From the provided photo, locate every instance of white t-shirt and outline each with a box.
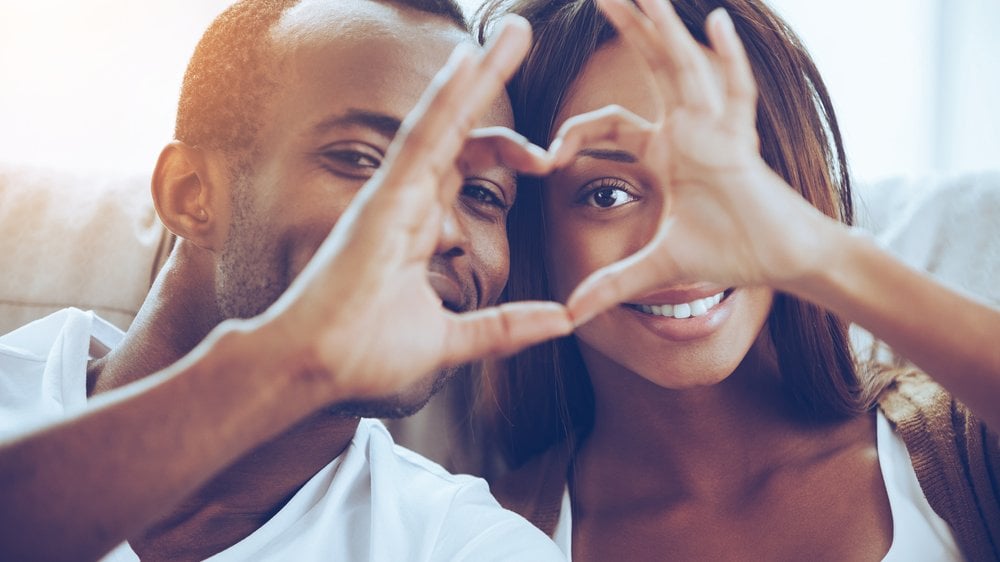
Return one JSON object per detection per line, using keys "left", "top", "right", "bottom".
{"left": 551, "top": 412, "right": 962, "bottom": 561}
{"left": 0, "top": 309, "right": 565, "bottom": 561}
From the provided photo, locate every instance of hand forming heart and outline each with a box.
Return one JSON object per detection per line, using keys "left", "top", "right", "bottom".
{"left": 263, "top": 16, "right": 574, "bottom": 401}
{"left": 539, "top": 0, "right": 837, "bottom": 325}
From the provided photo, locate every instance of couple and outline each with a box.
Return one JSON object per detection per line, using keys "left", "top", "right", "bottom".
{"left": 1, "top": 0, "right": 997, "bottom": 560}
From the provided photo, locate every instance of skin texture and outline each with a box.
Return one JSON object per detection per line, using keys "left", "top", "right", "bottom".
{"left": 0, "top": 2, "right": 572, "bottom": 561}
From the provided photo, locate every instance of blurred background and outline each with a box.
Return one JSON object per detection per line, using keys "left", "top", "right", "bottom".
{"left": 1, "top": 0, "right": 997, "bottom": 183}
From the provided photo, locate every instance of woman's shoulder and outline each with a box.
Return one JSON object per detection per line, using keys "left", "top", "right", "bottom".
{"left": 876, "top": 367, "right": 957, "bottom": 424}
{"left": 876, "top": 367, "right": 1000, "bottom": 561}
{"left": 875, "top": 366, "right": 996, "bottom": 475}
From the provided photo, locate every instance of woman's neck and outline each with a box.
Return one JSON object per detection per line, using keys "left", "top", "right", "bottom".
{"left": 574, "top": 338, "right": 869, "bottom": 504}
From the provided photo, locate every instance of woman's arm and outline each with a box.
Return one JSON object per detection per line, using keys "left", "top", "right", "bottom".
{"left": 790, "top": 198, "right": 1000, "bottom": 428}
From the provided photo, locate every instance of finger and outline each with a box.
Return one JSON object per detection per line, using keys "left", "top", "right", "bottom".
{"left": 462, "top": 127, "right": 555, "bottom": 177}
{"left": 634, "top": 0, "right": 721, "bottom": 109}
{"left": 566, "top": 235, "right": 682, "bottom": 326}
{"left": 384, "top": 15, "right": 532, "bottom": 198}
{"left": 706, "top": 8, "right": 758, "bottom": 127}
{"left": 599, "top": 0, "right": 719, "bottom": 112}
{"left": 595, "top": 0, "right": 677, "bottom": 113}
{"left": 548, "top": 105, "right": 657, "bottom": 168}
{"left": 440, "top": 302, "right": 573, "bottom": 366}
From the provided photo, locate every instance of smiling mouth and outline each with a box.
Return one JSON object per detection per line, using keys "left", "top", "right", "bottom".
{"left": 624, "top": 289, "right": 733, "bottom": 319}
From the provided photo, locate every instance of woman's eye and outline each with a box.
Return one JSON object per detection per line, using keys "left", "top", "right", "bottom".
{"left": 580, "top": 180, "right": 638, "bottom": 209}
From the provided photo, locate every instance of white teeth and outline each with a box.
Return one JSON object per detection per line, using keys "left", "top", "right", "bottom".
{"left": 629, "top": 291, "right": 726, "bottom": 319}
{"left": 690, "top": 299, "right": 708, "bottom": 317}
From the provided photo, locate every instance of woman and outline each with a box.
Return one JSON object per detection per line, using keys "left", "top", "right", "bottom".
{"left": 477, "top": 0, "right": 1000, "bottom": 559}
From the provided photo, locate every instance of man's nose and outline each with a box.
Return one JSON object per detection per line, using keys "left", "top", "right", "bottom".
{"left": 434, "top": 204, "right": 469, "bottom": 258}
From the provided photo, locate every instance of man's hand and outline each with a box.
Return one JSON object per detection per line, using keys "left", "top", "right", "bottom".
{"left": 261, "top": 16, "right": 572, "bottom": 400}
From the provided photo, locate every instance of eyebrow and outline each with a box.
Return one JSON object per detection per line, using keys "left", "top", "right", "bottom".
{"left": 310, "top": 109, "right": 402, "bottom": 139}
{"left": 577, "top": 148, "right": 639, "bottom": 163}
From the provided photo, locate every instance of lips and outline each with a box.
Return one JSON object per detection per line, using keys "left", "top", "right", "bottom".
{"left": 427, "top": 270, "right": 469, "bottom": 313}
{"left": 625, "top": 290, "right": 729, "bottom": 319}
{"left": 618, "top": 286, "right": 736, "bottom": 342}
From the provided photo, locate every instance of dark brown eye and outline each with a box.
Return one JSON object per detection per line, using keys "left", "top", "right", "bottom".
{"left": 592, "top": 187, "right": 624, "bottom": 208}
{"left": 319, "top": 142, "right": 383, "bottom": 179}
{"left": 581, "top": 180, "right": 638, "bottom": 209}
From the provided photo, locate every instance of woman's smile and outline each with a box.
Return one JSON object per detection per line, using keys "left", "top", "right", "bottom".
{"left": 620, "top": 287, "right": 736, "bottom": 342}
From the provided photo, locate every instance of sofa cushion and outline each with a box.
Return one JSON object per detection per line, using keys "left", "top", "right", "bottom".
{"left": 0, "top": 164, "right": 173, "bottom": 334}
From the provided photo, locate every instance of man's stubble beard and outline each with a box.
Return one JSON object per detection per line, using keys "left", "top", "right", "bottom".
{"left": 215, "top": 172, "right": 466, "bottom": 421}
{"left": 216, "top": 174, "right": 287, "bottom": 320}
{"left": 324, "top": 366, "right": 460, "bottom": 419}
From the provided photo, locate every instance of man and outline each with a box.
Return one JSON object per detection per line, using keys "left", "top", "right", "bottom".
{"left": 0, "top": 0, "right": 571, "bottom": 559}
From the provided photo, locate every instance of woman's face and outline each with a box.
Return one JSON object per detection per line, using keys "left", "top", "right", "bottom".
{"left": 544, "top": 38, "right": 773, "bottom": 388}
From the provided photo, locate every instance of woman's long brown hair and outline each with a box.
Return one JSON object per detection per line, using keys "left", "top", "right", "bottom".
{"left": 477, "top": 0, "right": 865, "bottom": 470}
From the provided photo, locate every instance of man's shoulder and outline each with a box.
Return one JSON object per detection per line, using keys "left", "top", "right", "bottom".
{"left": 0, "top": 308, "right": 122, "bottom": 432}
{"left": 0, "top": 307, "right": 122, "bottom": 358}
{"left": 361, "top": 418, "right": 480, "bottom": 484}
{"left": 358, "top": 418, "right": 487, "bottom": 496}
{"left": 352, "top": 418, "right": 564, "bottom": 559}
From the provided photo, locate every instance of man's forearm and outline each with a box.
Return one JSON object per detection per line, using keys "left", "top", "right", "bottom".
{"left": 0, "top": 318, "right": 332, "bottom": 562}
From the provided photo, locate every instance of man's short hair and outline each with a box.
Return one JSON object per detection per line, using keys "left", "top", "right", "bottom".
{"left": 174, "top": 0, "right": 468, "bottom": 165}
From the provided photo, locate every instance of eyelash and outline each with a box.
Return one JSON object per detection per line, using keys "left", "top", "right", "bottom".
{"left": 320, "top": 146, "right": 383, "bottom": 179}
{"left": 577, "top": 177, "right": 639, "bottom": 209}
{"left": 462, "top": 182, "right": 508, "bottom": 211}
{"left": 320, "top": 147, "right": 509, "bottom": 213}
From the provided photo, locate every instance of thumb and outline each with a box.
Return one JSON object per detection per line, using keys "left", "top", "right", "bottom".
{"left": 441, "top": 302, "right": 572, "bottom": 367}
{"left": 567, "top": 240, "right": 682, "bottom": 326}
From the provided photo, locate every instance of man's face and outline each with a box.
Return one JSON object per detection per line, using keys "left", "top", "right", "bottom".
{"left": 215, "top": 0, "right": 515, "bottom": 415}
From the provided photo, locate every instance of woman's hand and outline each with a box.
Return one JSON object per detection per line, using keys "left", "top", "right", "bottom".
{"left": 549, "top": 0, "right": 1000, "bottom": 429}
{"left": 551, "top": 0, "right": 836, "bottom": 324}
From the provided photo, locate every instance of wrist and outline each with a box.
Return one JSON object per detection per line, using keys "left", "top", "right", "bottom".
{"left": 212, "top": 313, "right": 345, "bottom": 414}
{"left": 748, "top": 162, "right": 843, "bottom": 291}
{"left": 783, "top": 223, "right": 875, "bottom": 304}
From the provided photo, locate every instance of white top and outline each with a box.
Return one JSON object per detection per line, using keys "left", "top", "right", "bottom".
{"left": 0, "top": 309, "right": 565, "bottom": 561}
{"left": 551, "top": 411, "right": 962, "bottom": 560}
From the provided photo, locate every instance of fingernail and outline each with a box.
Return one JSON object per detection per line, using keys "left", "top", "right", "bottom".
{"left": 710, "top": 8, "right": 734, "bottom": 35}
{"left": 449, "top": 42, "right": 476, "bottom": 63}
{"left": 489, "top": 14, "right": 530, "bottom": 46}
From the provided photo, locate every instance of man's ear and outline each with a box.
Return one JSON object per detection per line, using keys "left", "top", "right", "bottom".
{"left": 152, "top": 141, "right": 230, "bottom": 250}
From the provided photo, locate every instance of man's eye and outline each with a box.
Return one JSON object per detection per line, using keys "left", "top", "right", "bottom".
{"left": 461, "top": 183, "right": 507, "bottom": 209}
{"left": 320, "top": 145, "right": 383, "bottom": 179}
{"left": 579, "top": 178, "right": 639, "bottom": 209}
